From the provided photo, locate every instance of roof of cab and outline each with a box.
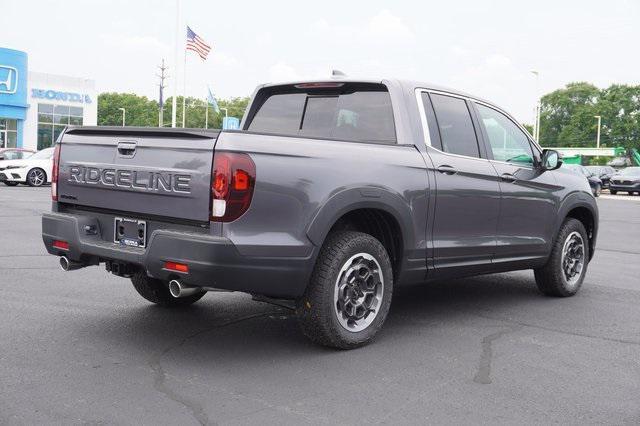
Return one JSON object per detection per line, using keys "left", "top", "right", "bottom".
{"left": 258, "top": 77, "right": 495, "bottom": 107}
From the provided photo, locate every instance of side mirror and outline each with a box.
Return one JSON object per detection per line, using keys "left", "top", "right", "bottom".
{"left": 541, "top": 149, "right": 562, "bottom": 171}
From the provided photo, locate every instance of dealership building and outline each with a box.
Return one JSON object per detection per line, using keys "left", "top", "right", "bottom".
{"left": 0, "top": 47, "right": 97, "bottom": 151}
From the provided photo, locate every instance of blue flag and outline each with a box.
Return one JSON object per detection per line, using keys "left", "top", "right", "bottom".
{"left": 207, "top": 87, "right": 220, "bottom": 113}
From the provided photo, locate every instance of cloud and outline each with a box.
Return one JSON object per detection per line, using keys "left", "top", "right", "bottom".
{"left": 309, "top": 10, "right": 415, "bottom": 44}
{"left": 100, "top": 34, "right": 169, "bottom": 55}
{"left": 210, "top": 52, "right": 240, "bottom": 68}
{"left": 366, "top": 10, "right": 414, "bottom": 41}
{"left": 268, "top": 61, "right": 300, "bottom": 82}
{"left": 448, "top": 53, "right": 536, "bottom": 122}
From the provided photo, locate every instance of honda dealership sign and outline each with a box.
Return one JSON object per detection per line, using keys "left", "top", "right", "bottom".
{"left": 0, "top": 65, "right": 19, "bottom": 94}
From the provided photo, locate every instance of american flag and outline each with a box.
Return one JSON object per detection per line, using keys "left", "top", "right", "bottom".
{"left": 186, "top": 26, "right": 211, "bottom": 60}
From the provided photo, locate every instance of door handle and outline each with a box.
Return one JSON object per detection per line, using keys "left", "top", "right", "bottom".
{"left": 500, "top": 173, "right": 518, "bottom": 182}
{"left": 436, "top": 165, "right": 457, "bottom": 175}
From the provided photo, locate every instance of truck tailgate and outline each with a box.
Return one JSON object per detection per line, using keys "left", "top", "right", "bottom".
{"left": 57, "top": 127, "right": 218, "bottom": 222}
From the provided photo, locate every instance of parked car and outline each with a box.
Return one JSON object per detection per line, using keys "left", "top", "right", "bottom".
{"left": 585, "top": 165, "right": 616, "bottom": 189}
{"left": 0, "top": 148, "right": 35, "bottom": 161}
{"left": 41, "top": 78, "right": 598, "bottom": 349}
{"left": 0, "top": 147, "right": 54, "bottom": 187}
{"left": 609, "top": 167, "right": 640, "bottom": 195}
{"left": 607, "top": 156, "right": 632, "bottom": 168}
{"left": 563, "top": 164, "right": 602, "bottom": 197}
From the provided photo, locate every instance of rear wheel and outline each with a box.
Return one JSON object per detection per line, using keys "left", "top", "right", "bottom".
{"left": 534, "top": 218, "right": 589, "bottom": 297}
{"left": 27, "top": 168, "right": 46, "bottom": 187}
{"left": 131, "top": 272, "right": 205, "bottom": 307}
{"left": 296, "top": 231, "right": 393, "bottom": 349}
{"left": 3, "top": 181, "right": 18, "bottom": 186}
{"left": 610, "top": 190, "right": 617, "bottom": 195}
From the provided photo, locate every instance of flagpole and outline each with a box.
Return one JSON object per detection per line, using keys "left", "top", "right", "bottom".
{"left": 182, "top": 46, "right": 187, "bottom": 128}
{"left": 171, "top": 0, "right": 179, "bottom": 128}
{"left": 205, "top": 101, "right": 209, "bottom": 129}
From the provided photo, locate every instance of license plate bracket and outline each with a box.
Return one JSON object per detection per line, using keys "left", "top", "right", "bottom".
{"left": 114, "top": 217, "right": 147, "bottom": 248}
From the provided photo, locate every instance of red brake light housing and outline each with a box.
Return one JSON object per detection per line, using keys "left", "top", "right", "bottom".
{"left": 52, "top": 240, "right": 69, "bottom": 250}
{"left": 164, "top": 261, "right": 189, "bottom": 273}
{"left": 51, "top": 143, "right": 61, "bottom": 201}
{"left": 211, "top": 152, "right": 256, "bottom": 222}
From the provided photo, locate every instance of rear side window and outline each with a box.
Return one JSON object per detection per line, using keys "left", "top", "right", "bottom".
{"left": 430, "top": 93, "right": 480, "bottom": 158}
{"left": 247, "top": 93, "right": 306, "bottom": 134}
{"left": 247, "top": 85, "right": 396, "bottom": 143}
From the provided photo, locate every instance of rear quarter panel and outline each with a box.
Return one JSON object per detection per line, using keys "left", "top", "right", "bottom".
{"left": 215, "top": 131, "right": 429, "bottom": 272}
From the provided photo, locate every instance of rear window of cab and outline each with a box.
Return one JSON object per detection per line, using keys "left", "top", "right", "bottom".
{"left": 245, "top": 83, "right": 396, "bottom": 144}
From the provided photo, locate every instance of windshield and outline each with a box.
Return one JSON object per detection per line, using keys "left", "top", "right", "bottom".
{"left": 620, "top": 167, "right": 640, "bottom": 176}
{"left": 30, "top": 148, "right": 54, "bottom": 160}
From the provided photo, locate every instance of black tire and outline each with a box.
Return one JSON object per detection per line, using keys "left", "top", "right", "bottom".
{"left": 534, "top": 218, "right": 589, "bottom": 297}
{"left": 3, "top": 181, "right": 18, "bottom": 186}
{"left": 26, "top": 168, "right": 46, "bottom": 187}
{"left": 131, "top": 272, "right": 205, "bottom": 307}
{"left": 296, "top": 231, "right": 393, "bottom": 349}
{"left": 610, "top": 190, "right": 617, "bottom": 195}
{"left": 593, "top": 184, "right": 601, "bottom": 197}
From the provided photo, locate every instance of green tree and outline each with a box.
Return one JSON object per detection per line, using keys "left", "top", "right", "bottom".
{"left": 539, "top": 82, "right": 599, "bottom": 147}
{"left": 522, "top": 123, "right": 534, "bottom": 135}
{"left": 538, "top": 82, "right": 640, "bottom": 150}
{"left": 98, "top": 93, "right": 159, "bottom": 127}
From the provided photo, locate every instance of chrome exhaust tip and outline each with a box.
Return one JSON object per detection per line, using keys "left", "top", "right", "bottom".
{"left": 59, "top": 256, "right": 84, "bottom": 271}
{"left": 168, "top": 280, "right": 202, "bottom": 298}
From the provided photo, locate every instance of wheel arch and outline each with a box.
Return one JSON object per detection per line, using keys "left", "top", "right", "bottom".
{"left": 557, "top": 193, "right": 598, "bottom": 261}
{"left": 306, "top": 188, "right": 415, "bottom": 280}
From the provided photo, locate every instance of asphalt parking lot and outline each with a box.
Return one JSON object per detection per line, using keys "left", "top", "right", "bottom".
{"left": 1, "top": 186, "right": 639, "bottom": 425}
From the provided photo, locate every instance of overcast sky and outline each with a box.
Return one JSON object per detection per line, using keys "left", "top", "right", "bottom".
{"left": 2, "top": 0, "right": 638, "bottom": 123}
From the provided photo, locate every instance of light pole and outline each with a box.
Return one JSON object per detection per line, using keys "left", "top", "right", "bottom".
{"left": 118, "top": 108, "right": 126, "bottom": 127}
{"left": 530, "top": 70, "right": 541, "bottom": 141}
{"left": 594, "top": 115, "right": 601, "bottom": 148}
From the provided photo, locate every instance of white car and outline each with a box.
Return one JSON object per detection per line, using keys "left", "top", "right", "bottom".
{"left": 0, "top": 147, "right": 54, "bottom": 187}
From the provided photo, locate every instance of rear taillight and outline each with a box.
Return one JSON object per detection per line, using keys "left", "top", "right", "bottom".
{"left": 51, "top": 143, "right": 61, "bottom": 201}
{"left": 210, "top": 152, "right": 255, "bottom": 222}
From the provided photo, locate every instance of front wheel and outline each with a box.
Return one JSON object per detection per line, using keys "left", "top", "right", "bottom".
{"left": 610, "top": 190, "right": 617, "bottom": 195}
{"left": 27, "top": 168, "right": 46, "bottom": 187}
{"left": 296, "top": 231, "right": 393, "bottom": 349}
{"left": 131, "top": 272, "right": 205, "bottom": 307}
{"left": 534, "top": 218, "right": 589, "bottom": 297}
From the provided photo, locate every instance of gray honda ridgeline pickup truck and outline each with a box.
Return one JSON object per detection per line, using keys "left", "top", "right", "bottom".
{"left": 42, "top": 79, "right": 598, "bottom": 349}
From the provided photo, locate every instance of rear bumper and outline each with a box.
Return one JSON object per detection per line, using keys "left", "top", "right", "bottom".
{"left": 42, "top": 212, "right": 314, "bottom": 299}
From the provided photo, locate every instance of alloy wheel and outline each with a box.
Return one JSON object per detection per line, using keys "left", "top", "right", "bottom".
{"left": 333, "top": 253, "right": 384, "bottom": 332}
{"left": 28, "top": 169, "right": 45, "bottom": 186}
{"left": 560, "top": 231, "right": 585, "bottom": 287}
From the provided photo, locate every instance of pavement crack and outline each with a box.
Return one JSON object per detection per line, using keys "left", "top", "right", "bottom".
{"left": 473, "top": 325, "right": 522, "bottom": 385}
{"left": 148, "top": 311, "right": 281, "bottom": 426}
{"left": 470, "top": 311, "right": 640, "bottom": 346}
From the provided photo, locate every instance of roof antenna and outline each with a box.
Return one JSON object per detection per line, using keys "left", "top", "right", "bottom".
{"left": 331, "top": 69, "right": 347, "bottom": 78}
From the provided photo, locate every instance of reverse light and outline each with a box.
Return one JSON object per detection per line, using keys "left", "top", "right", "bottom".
{"left": 210, "top": 152, "right": 255, "bottom": 222}
{"left": 51, "top": 143, "right": 61, "bottom": 201}
{"left": 52, "top": 240, "right": 69, "bottom": 250}
{"left": 164, "top": 261, "right": 189, "bottom": 273}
